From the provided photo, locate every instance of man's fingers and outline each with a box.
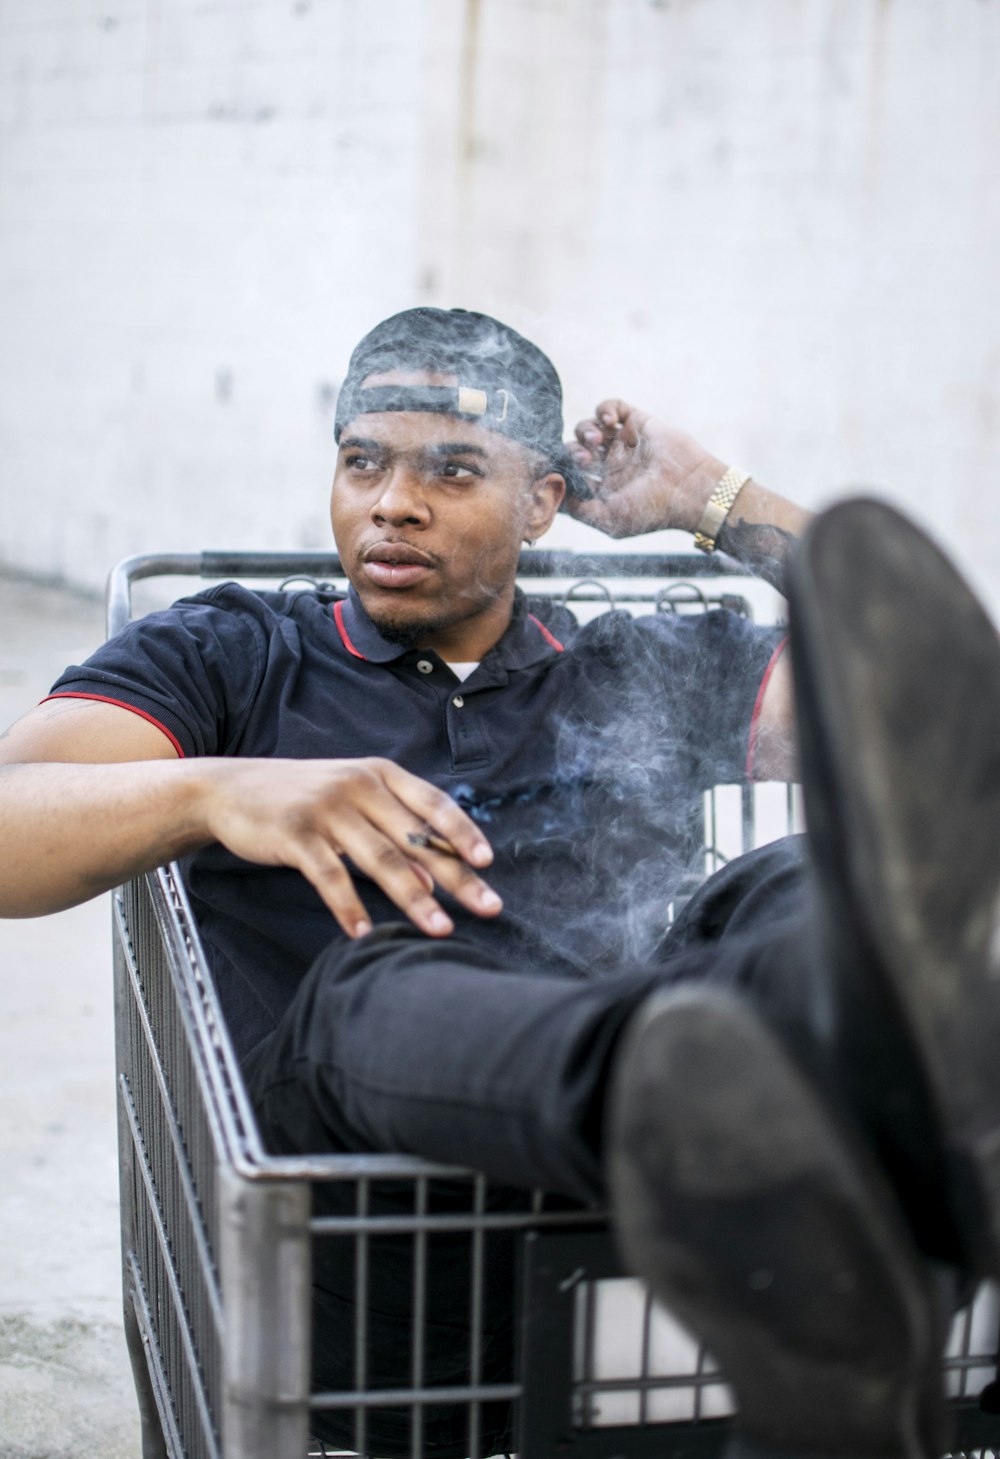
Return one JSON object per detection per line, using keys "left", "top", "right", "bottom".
{"left": 350, "top": 823, "right": 502, "bottom": 934}
{"left": 573, "top": 418, "right": 604, "bottom": 451}
{"left": 296, "top": 795, "right": 502, "bottom": 938}
{"left": 225, "top": 758, "right": 502, "bottom": 938}
{"left": 417, "top": 843, "right": 503, "bottom": 916}
{"left": 571, "top": 405, "right": 648, "bottom": 488}
{"left": 292, "top": 836, "right": 374, "bottom": 939}
{"left": 407, "top": 857, "right": 436, "bottom": 893}
{"left": 393, "top": 818, "right": 504, "bottom": 918}
{"left": 593, "top": 397, "right": 640, "bottom": 426}
{"left": 380, "top": 763, "right": 494, "bottom": 869}
{"left": 295, "top": 825, "right": 456, "bottom": 938}
{"left": 592, "top": 399, "right": 650, "bottom": 452}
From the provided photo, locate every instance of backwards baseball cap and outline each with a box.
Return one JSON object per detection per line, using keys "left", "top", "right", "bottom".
{"left": 334, "top": 307, "right": 590, "bottom": 498}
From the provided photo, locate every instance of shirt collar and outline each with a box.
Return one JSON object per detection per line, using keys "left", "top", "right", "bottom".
{"left": 335, "top": 586, "right": 564, "bottom": 671}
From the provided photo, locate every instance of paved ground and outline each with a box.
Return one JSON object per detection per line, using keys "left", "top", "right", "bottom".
{"left": 0, "top": 575, "right": 140, "bottom": 1458}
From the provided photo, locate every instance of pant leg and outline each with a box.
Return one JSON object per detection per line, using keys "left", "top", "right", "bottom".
{"left": 243, "top": 837, "right": 814, "bottom": 1206}
{"left": 241, "top": 840, "right": 817, "bottom": 1456}
{"left": 245, "top": 922, "right": 654, "bottom": 1202}
{"left": 663, "top": 835, "right": 808, "bottom": 949}
{"left": 660, "top": 835, "right": 825, "bottom": 1059}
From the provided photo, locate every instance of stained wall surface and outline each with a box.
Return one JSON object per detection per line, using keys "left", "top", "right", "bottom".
{"left": 1, "top": 0, "right": 998, "bottom": 603}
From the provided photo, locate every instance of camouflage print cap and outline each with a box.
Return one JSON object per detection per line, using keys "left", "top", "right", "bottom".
{"left": 334, "top": 307, "right": 590, "bottom": 498}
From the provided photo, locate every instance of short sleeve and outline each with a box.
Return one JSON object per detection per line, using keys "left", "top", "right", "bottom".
{"left": 46, "top": 585, "right": 268, "bottom": 758}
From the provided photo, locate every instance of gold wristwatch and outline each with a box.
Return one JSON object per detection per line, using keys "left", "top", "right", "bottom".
{"left": 693, "top": 467, "right": 751, "bottom": 554}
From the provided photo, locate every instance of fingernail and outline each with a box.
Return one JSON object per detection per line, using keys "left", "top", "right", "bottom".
{"left": 479, "top": 889, "right": 502, "bottom": 910}
{"left": 354, "top": 918, "right": 372, "bottom": 938}
{"left": 470, "top": 843, "right": 492, "bottom": 866}
{"left": 428, "top": 910, "right": 452, "bottom": 933}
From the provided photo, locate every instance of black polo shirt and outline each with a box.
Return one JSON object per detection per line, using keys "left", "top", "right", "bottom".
{"left": 50, "top": 583, "right": 784, "bottom": 1061}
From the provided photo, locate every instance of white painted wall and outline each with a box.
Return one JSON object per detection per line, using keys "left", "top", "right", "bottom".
{"left": 1, "top": 0, "right": 999, "bottom": 606}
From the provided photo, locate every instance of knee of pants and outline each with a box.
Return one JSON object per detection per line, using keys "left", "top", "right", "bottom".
{"left": 239, "top": 923, "right": 513, "bottom": 1158}
{"left": 667, "top": 833, "right": 808, "bottom": 949}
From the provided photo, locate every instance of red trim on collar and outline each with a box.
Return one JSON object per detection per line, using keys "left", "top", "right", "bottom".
{"left": 528, "top": 614, "right": 564, "bottom": 652}
{"left": 40, "top": 692, "right": 185, "bottom": 758}
{"left": 745, "top": 637, "right": 788, "bottom": 781}
{"left": 333, "top": 600, "right": 368, "bottom": 660}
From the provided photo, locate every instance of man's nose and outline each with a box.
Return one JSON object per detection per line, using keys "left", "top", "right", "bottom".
{"left": 371, "top": 466, "right": 428, "bottom": 524}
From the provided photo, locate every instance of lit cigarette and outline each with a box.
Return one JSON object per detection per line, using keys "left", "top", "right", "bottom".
{"left": 407, "top": 829, "right": 460, "bottom": 858}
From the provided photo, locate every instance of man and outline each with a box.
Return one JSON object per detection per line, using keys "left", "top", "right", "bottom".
{"left": 1, "top": 307, "right": 999, "bottom": 1459}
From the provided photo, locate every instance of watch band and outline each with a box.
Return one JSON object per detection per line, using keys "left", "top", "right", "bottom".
{"left": 693, "top": 467, "right": 751, "bottom": 553}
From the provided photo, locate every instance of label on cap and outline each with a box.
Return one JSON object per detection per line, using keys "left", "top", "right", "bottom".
{"left": 457, "top": 387, "right": 488, "bottom": 416}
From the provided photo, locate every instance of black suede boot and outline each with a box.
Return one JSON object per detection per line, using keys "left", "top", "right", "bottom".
{"left": 610, "top": 496, "right": 1000, "bottom": 1459}
{"left": 786, "top": 497, "right": 1000, "bottom": 1281}
{"left": 609, "top": 985, "right": 944, "bottom": 1459}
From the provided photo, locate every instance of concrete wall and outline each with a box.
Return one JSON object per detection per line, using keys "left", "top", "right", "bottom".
{"left": 2, "top": 0, "right": 999, "bottom": 606}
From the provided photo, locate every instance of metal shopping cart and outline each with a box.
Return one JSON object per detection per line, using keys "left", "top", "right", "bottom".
{"left": 108, "top": 550, "right": 1000, "bottom": 1459}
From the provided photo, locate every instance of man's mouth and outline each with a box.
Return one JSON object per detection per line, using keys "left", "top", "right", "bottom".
{"left": 361, "top": 542, "right": 437, "bottom": 590}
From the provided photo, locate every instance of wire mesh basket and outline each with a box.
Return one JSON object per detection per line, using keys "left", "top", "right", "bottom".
{"left": 108, "top": 551, "right": 1000, "bottom": 1459}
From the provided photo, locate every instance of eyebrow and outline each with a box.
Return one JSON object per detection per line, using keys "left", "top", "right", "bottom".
{"left": 338, "top": 435, "right": 383, "bottom": 453}
{"left": 424, "top": 442, "right": 489, "bottom": 459}
{"left": 338, "top": 436, "right": 491, "bottom": 460}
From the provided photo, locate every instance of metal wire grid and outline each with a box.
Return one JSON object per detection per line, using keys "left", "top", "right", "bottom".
{"left": 308, "top": 1173, "right": 521, "bottom": 1459}
{"left": 571, "top": 1279, "right": 732, "bottom": 1430}
{"left": 945, "top": 1288, "right": 1000, "bottom": 1399}
{"left": 114, "top": 866, "right": 608, "bottom": 1459}
{"left": 116, "top": 875, "right": 226, "bottom": 1459}
{"left": 567, "top": 1277, "right": 1000, "bottom": 1435}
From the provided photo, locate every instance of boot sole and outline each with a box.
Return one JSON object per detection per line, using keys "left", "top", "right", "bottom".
{"left": 789, "top": 499, "right": 1000, "bottom": 1276}
{"left": 608, "top": 987, "right": 942, "bottom": 1457}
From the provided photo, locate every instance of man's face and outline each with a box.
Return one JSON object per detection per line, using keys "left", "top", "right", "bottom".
{"left": 331, "top": 371, "right": 564, "bottom": 659}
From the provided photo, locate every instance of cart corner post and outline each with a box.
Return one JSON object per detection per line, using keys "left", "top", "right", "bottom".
{"left": 218, "top": 1168, "right": 312, "bottom": 1457}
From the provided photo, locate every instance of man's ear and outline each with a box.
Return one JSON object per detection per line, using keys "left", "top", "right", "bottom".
{"left": 524, "top": 472, "right": 566, "bottom": 542}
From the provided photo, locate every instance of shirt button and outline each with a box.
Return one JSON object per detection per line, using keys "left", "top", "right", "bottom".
{"left": 452, "top": 694, "right": 465, "bottom": 708}
{"left": 416, "top": 659, "right": 434, "bottom": 674}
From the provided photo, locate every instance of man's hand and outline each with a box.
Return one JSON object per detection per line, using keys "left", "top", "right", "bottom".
{"left": 565, "top": 399, "right": 727, "bottom": 539}
{"left": 201, "top": 756, "right": 500, "bottom": 940}
{"left": 0, "top": 699, "right": 501, "bottom": 933}
{"left": 564, "top": 397, "right": 811, "bottom": 598}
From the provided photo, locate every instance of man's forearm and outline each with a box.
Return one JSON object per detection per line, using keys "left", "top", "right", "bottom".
{"left": 715, "top": 479, "right": 812, "bottom": 595}
{"left": 565, "top": 404, "right": 812, "bottom": 587}
{"left": 0, "top": 760, "right": 214, "bottom": 917}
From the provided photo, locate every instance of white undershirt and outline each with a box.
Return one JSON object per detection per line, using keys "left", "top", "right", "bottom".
{"left": 447, "top": 662, "right": 480, "bottom": 682}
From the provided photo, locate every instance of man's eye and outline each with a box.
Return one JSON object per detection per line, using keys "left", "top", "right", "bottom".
{"left": 346, "top": 454, "right": 375, "bottom": 471}
{"left": 440, "top": 463, "right": 479, "bottom": 479}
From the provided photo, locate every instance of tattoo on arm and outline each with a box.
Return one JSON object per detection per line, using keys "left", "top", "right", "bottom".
{"left": 716, "top": 519, "right": 798, "bottom": 594}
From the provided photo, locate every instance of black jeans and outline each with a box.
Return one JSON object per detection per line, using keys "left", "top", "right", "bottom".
{"left": 244, "top": 836, "right": 810, "bottom": 1203}
{"left": 241, "top": 839, "right": 811, "bottom": 1456}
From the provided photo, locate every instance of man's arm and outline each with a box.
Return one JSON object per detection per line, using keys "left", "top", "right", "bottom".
{"left": 0, "top": 699, "right": 500, "bottom": 934}
{"left": 565, "top": 399, "right": 810, "bottom": 592}
{"left": 564, "top": 399, "right": 806, "bottom": 781}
